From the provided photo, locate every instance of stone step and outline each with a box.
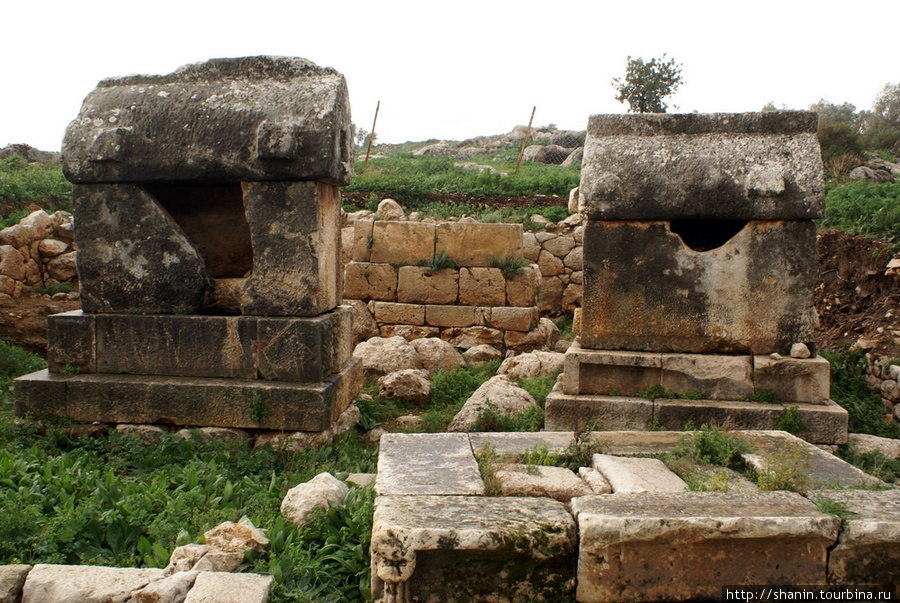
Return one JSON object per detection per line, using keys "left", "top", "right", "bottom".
{"left": 591, "top": 454, "right": 687, "bottom": 493}
{"left": 572, "top": 491, "right": 840, "bottom": 602}
{"left": 371, "top": 495, "right": 575, "bottom": 602}
{"left": 375, "top": 433, "right": 484, "bottom": 496}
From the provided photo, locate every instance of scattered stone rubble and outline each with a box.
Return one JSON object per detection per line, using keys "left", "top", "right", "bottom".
{"left": 0, "top": 209, "right": 77, "bottom": 298}
{"left": 865, "top": 354, "right": 900, "bottom": 422}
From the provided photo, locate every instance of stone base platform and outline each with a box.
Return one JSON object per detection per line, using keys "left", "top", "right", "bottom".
{"left": 14, "top": 357, "right": 361, "bottom": 432}
{"left": 544, "top": 389, "right": 849, "bottom": 445}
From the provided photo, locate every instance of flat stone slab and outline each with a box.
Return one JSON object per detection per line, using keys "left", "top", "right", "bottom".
{"left": 592, "top": 454, "right": 687, "bottom": 493}
{"left": 740, "top": 431, "right": 883, "bottom": 488}
{"left": 21, "top": 564, "right": 163, "bottom": 603}
{"left": 572, "top": 491, "right": 840, "bottom": 602}
{"left": 0, "top": 565, "right": 30, "bottom": 603}
{"left": 468, "top": 431, "right": 576, "bottom": 456}
{"left": 495, "top": 464, "right": 591, "bottom": 502}
{"left": 376, "top": 433, "right": 484, "bottom": 495}
{"left": 812, "top": 489, "right": 900, "bottom": 592}
{"left": 183, "top": 572, "right": 273, "bottom": 603}
{"left": 371, "top": 495, "right": 575, "bottom": 602}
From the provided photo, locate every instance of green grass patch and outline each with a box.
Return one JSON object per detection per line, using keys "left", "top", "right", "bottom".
{"left": 820, "top": 348, "right": 900, "bottom": 439}
{"left": 821, "top": 180, "right": 900, "bottom": 250}
{"left": 0, "top": 340, "right": 46, "bottom": 408}
{"left": 487, "top": 254, "right": 528, "bottom": 280}
{"left": 837, "top": 447, "right": 900, "bottom": 484}
{"left": 0, "top": 154, "right": 72, "bottom": 219}
{"left": 671, "top": 424, "right": 747, "bottom": 469}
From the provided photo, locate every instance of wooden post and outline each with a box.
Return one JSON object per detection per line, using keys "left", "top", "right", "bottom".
{"left": 361, "top": 100, "right": 380, "bottom": 175}
{"left": 514, "top": 106, "right": 536, "bottom": 176}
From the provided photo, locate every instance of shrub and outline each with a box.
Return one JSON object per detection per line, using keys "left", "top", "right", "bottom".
{"left": 672, "top": 424, "right": 747, "bottom": 468}
{"left": 821, "top": 181, "right": 900, "bottom": 248}
{"left": 820, "top": 348, "right": 900, "bottom": 439}
{"left": 487, "top": 255, "right": 528, "bottom": 280}
{"left": 0, "top": 340, "right": 46, "bottom": 407}
{"left": 0, "top": 154, "right": 72, "bottom": 216}
{"left": 817, "top": 122, "right": 863, "bottom": 161}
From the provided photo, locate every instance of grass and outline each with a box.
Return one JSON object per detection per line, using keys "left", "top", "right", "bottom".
{"left": 837, "top": 447, "right": 900, "bottom": 483}
{"left": 821, "top": 180, "right": 900, "bottom": 250}
{"left": 0, "top": 154, "right": 72, "bottom": 223}
{"left": 820, "top": 348, "right": 900, "bottom": 439}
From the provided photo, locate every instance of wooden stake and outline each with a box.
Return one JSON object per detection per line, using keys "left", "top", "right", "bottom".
{"left": 361, "top": 100, "right": 380, "bottom": 174}
{"left": 514, "top": 106, "right": 536, "bottom": 176}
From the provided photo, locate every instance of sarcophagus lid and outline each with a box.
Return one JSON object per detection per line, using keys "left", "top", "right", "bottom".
{"left": 62, "top": 56, "right": 353, "bottom": 185}
{"left": 580, "top": 112, "right": 824, "bottom": 220}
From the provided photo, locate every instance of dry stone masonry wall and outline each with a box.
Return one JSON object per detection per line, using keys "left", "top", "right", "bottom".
{"left": 0, "top": 209, "right": 77, "bottom": 297}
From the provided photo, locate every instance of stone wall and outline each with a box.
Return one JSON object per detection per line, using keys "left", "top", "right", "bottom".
{"left": 866, "top": 354, "right": 900, "bottom": 422}
{"left": 0, "top": 209, "right": 77, "bottom": 297}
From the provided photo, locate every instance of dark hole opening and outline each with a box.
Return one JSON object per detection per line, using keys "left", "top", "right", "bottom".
{"left": 146, "top": 183, "right": 252, "bottom": 278}
{"left": 668, "top": 219, "right": 748, "bottom": 252}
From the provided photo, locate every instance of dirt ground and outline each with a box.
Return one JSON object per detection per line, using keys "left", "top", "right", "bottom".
{"left": 1, "top": 206, "right": 897, "bottom": 360}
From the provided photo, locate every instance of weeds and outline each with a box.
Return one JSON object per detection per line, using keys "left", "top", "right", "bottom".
{"left": 474, "top": 443, "right": 502, "bottom": 496}
{"left": 248, "top": 392, "right": 269, "bottom": 423}
{"left": 837, "top": 447, "right": 900, "bottom": 483}
{"left": 469, "top": 401, "right": 544, "bottom": 432}
{"left": 751, "top": 443, "right": 811, "bottom": 492}
{"left": 415, "top": 250, "right": 456, "bottom": 272}
{"left": 743, "top": 389, "right": 780, "bottom": 403}
{"left": 671, "top": 424, "right": 747, "bottom": 469}
{"left": 821, "top": 180, "right": 900, "bottom": 250}
{"left": 776, "top": 405, "right": 809, "bottom": 434}
{"left": 33, "top": 283, "right": 77, "bottom": 296}
{"left": 811, "top": 494, "right": 859, "bottom": 521}
{"left": 0, "top": 154, "right": 72, "bottom": 219}
{"left": 820, "top": 348, "right": 900, "bottom": 439}
{"left": 487, "top": 254, "right": 529, "bottom": 280}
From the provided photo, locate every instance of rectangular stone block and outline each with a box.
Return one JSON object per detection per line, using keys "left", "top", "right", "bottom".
{"left": 396, "top": 265, "right": 458, "bottom": 304}
{"left": 369, "top": 221, "right": 435, "bottom": 265}
{"left": 660, "top": 353, "right": 754, "bottom": 400}
{"left": 242, "top": 181, "right": 341, "bottom": 316}
{"left": 372, "top": 301, "right": 425, "bottom": 325}
{"left": 376, "top": 433, "right": 484, "bottom": 496}
{"left": 816, "top": 489, "right": 900, "bottom": 595}
{"left": 563, "top": 345, "right": 662, "bottom": 396}
{"left": 22, "top": 565, "right": 165, "bottom": 603}
{"left": 328, "top": 305, "right": 354, "bottom": 374}
{"left": 256, "top": 313, "right": 342, "bottom": 382}
{"left": 754, "top": 355, "right": 831, "bottom": 404}
{"left": 572, "top": 491, "right": 839, "bottom": 602}
{"left": 424, "top": 305, "right": 476, "bottom": 328}
{"left": 592, "top": 454, "right": 687, "bottom": 493}
{"left": 371, "top": 495, "right": 576, "bottom": 603}
{"left": 95, "top": 314, "right": 257, "bottom": 379}
{"left": 581, "top": 220, "right": 817, "bottom": 354}
{"left": 343, "top": 262, "right": 397, "bottom": 301}
{"left": 458, "top": 267, "right": 506, "bottom": 306}
{"left": 47, "top": 310, "right": 96, "bottom": 373}
{"left": 505, "top": 264, "right": 540, "bottom": 307}
{"left": 380, "top": 325, "right": 440, "bottom": 340}
{"left": 441, "top": 326, "right": 504, "bottom": 349}
{"left": 580, "top": 112, "right": 824, "bottom": 221}
{"left": 184, "top": 572, "right": 274, "bottom": 603}
{"left": 544, "top": 390, "right": 654, "bottom": 431}
{"left": 16, "top": 360, "right": 360, "bottom": 431}
{"left": 350, "top": 219, "right": 373, "bottom": 262}
{"left": 435, "top": 222, "right": 523, "bottom": 267}
{"left": 485, "top": 306, "right": 538, "bottom": 332}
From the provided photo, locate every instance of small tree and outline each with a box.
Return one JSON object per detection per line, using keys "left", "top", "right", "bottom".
{"left": 612, "top": 55, "right": 684, "bottom": 114}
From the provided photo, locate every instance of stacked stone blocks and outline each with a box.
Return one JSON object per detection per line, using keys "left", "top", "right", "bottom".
{"left": 345, "top": 220, "right": 546, "bottom": 348}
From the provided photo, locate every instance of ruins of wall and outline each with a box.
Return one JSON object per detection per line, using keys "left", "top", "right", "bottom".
{"left": 0, "top": 209, "right": 77, "bottom": 296}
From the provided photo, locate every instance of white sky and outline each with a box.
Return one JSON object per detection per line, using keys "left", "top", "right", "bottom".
{"left": 3, "top": 0, "right": 897, "bottom": 152}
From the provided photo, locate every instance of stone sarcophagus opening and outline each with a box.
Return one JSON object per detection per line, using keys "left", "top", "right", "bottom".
{"left": 15, "top": 56, "right": 362, "bottom": 433}
{"left": 546, "top": 112, "right": 849, "bottom": 444}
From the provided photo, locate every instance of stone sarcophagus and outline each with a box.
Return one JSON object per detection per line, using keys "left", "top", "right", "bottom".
{"left": 546, "top": 112, "right": 848, "bottom": 444}
{"left": 15, "top": 57, "right": 362, "bottom": 432}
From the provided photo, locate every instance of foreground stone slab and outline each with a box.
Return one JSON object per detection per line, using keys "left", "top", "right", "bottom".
{"left": 813, "top": 489, "right": 900, "bottom": 594}
{"left": 495, "top": 464, "right": 591, "bottom": 502}
{"left": 183, "top": 571, "right": 273, "bottom": 603}
{"left": 0, "top": 565, "right": 30, "bottom": 603}
{"left": 468, "top": 431, "right": 576, "bottom": 456}
{"left": 15, "top": 359, "right": 361, "bottom": 431}
{"left": 376, "top": 433, "right": 484, "bottom": 496}
{"left": 371, "top": 495, "right": 575, "bottom": 602}
{"left": 572, "top": 491, "right": 840, "bottom": 602}
{"left": 21, "top": 564, "right": 163, "bottom": 603}
{"left": 592, "top": 454, "right": 687, "bottom": 493}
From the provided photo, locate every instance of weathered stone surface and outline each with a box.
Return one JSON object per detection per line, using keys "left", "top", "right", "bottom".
{"left": 495, "top": 464, "right": 591, "bottom": 501}
{"left": 505, "top": 264, "right": 540, "bottom": 307}
{"left": 499, "top": 350, "right": 564, "bottom": 380}
{"left": 15, "top": 360, "right": 361, "bottom": 431}
{"left": 376, "top": 433, "right": 484, "bottom": 495}
{"left": 409, "top": 337, "right": 464, "bottom": 374}
{"left": 371, "top": 495, "right": 575, "bottom": 602}
{"left": 379, "top": 324, "right": 440, "bottom": 340}
{"left": 241, "top": 181, "right": 341, "bottom": 316}
{"left": 396, "top": 265, "right": 458, "bottom": 304}
{"left": 182, "top": 572, "right": 273, "bottom": 603}
{"left": 132, "top": 570, "right": 198, "bottom": 603}
{"left": 369, "top": 221, "right": 435, "bottom": 265}
{"left": 345, "top": 298, "right": 379, "bottom": 343}
{"left": 815, "top": 489, "right": 900, "bottom": 592}
{"left": 592, "top": 454, "right": 687, "bottom": 493}
{"left": 579, "top": 466, "right": 613, "bottom": 494}
{"left": 376, "top": 198, "right": 406, "bottom": 221}
{"left": 281, "top": 472, "right": 349, "bottom": 527}
{"left": 0, "top": 210, "right": 54, "bottom": 248}
{"left": 378, "top": 369, "right": 431, "bottom": 405}
{"left": 660, "top": 353, "right": 754, "bottom": 400}
{"left": 63, "top": 56, "right": 352, "bottom": 185}
{"left": 753, "top": 355, "right": 831, "bottom": 404}
{"left": 47, "top": 310, "right": 96, "bottom": 373}
{"left": 545, "top": 390, "right": 654, "bottom": 431}
{"left": 0, "top": 565, "right": 30, "bottom": 603}
{"left": 847, "top": 433, "right": 900, "bottom": 458}
{"left": 468, "top": 431, "right": 576, "bottom": 455}
{"left": 448, "top": 375, "right": 538, "bottom": 432}
{"left": 562, "top": 344, "right": 661, "bottom": 396}
{"left": 116, "top": 424, "right": 166, "bottom": 445}
{"left": 74, "top": 183, "right": 214, "bottom": 314}
{"left": 343, "top": 262, "right": 397, "bottom": 301}
{"left": 441, "top": 325, "right": 504, "bottom": 349}
{"left": 420, "top": 304, "right": 472, "bottom": 328}
{"left": 572, "top": 491, "right": 839, "bottom": 602}
{"left": 21, "top": 564, "right": 163, "bottom": 603}
{"left": 435, "top": 222, "right": 523, "bottom": 267}
{"left": 349, "top": 219, "right": 373, "bottom": 262}
{"left": 582, "top": 220, "right": 818, "bottom": 354}
{"left": 372, "top": 301, "right": 425, "bottom": 325}
{"left": 580, "top": 112, "right": 825, "bottom": 220}
{"left": 353, "top": 335, "right": 422, "bottom": 376}
{"left": 462, "top": 344, "right": 503, "bottom": 365}
{"left": 504, "top": 317, "right": 559, "bottom": 352}
{"left": 458, "top": 267, "right": 506, "bottom": 306}
{"left": 539, "top": 275, "right": 565, "bottom": 313}
{"left": 485, "top": 306, "right": 538, "bottom": 332}
{"left": 45, "top": 251, "right": 77, "bottom": 282}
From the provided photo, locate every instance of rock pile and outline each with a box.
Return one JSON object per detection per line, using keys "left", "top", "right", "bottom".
{"left": 865, "top": 354, "right": 900, "bottom": 422}
{"left": 0, "top": 209, "right": 77, "bottom": 297}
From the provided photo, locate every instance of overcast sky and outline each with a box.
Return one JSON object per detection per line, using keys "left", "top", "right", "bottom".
{"left": 4, "top": 0, "right": 898, "bottom": 152}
